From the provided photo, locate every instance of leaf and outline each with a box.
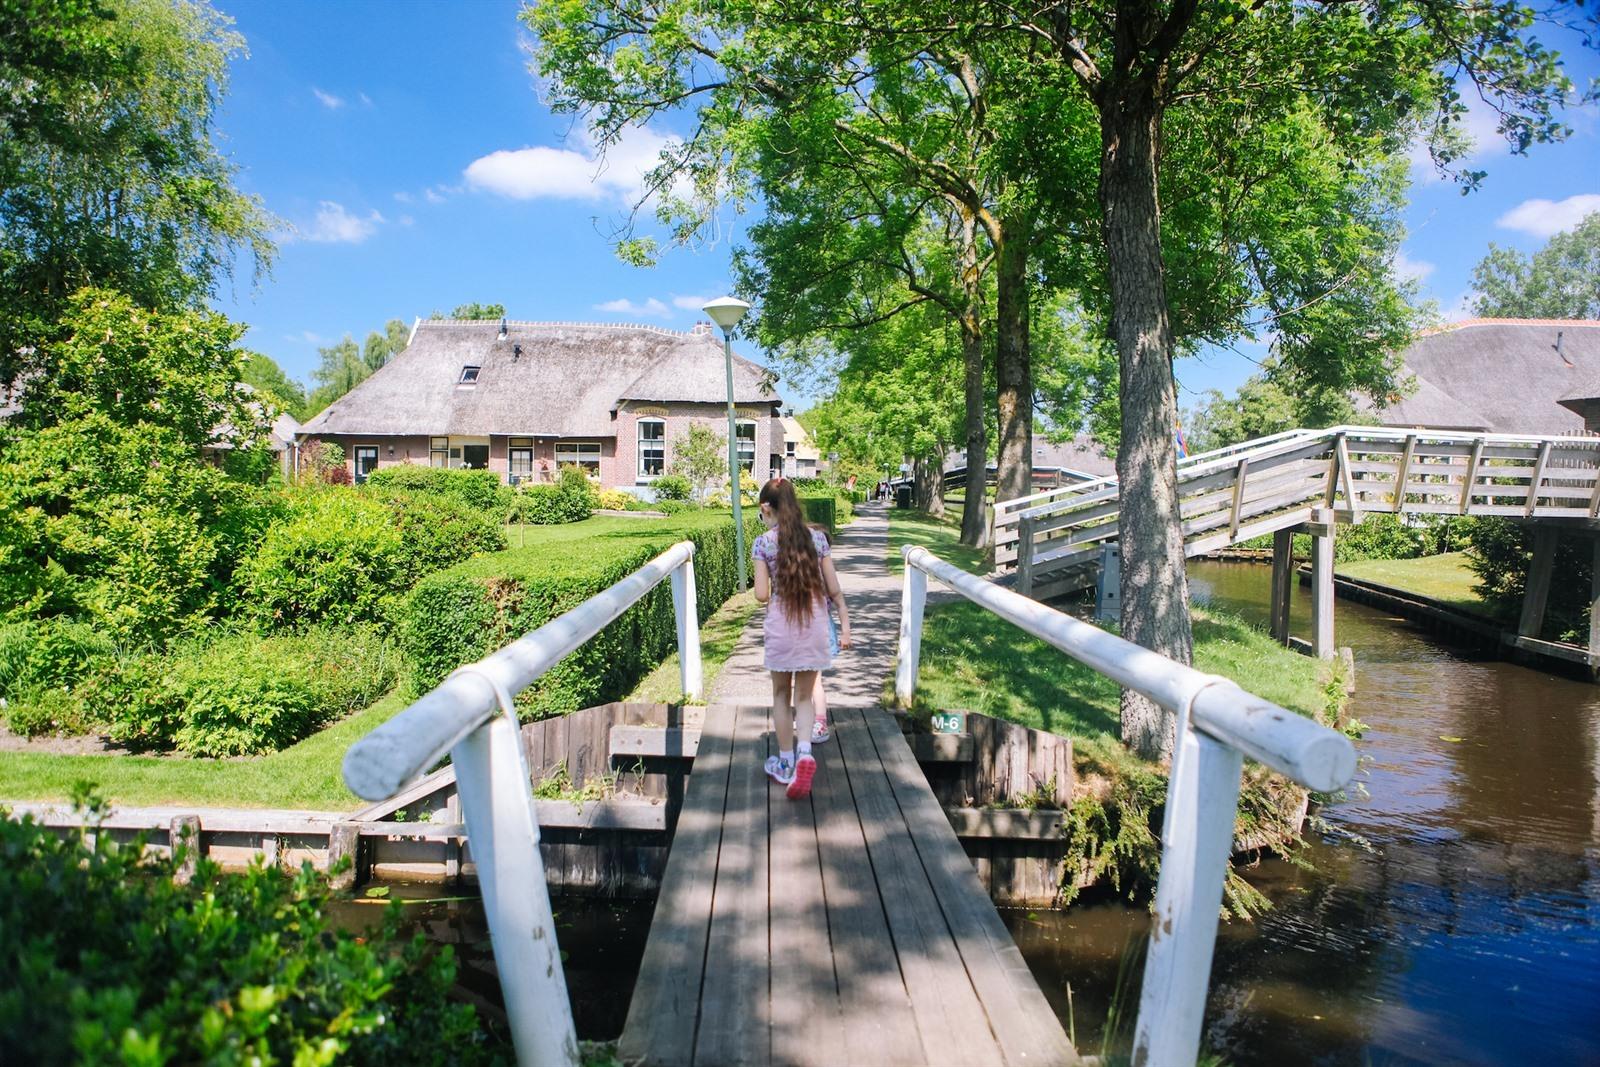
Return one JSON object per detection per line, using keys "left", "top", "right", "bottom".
{"left": 1438, "top": 735, "right": 1466, "bottom": 743}
{"left": 364, "top": 886, "right": 390, "bottom": 898}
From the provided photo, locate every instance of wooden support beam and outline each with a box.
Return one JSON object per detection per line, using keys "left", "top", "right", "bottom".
{"left": 1589, "top": 538, "right": 1600, "bottom": 669}
{"left": 328, "top": 822, "right": 359, "bottom": 891}
{"left": 1461, "top": 439, "right": 1484, "bottom": 515}
{"left": 1228, "top": 458, "right": 1250, "bottom": 540}
{"left": 1312, "top": 529, "right": 1335, "bottom": 659}
{"left": 1519, "top": 526, "right": 1559, "bottom": 639}
{"left": 1016, "top": 516, "right": 1035, "bottom": 598}
{"left": 1392, "top": 435, "right": 1416, "bottom": 513}
{"left": 1270, "top": 529, "right": 1293, "bottom": 645}
{"left": 1336, "top": 433, "right": 1360, "bottom": 520}
{"left": 1526, "top": 440, "right": 1553, "bottom": 518}
{"left": 445, "top": 793, "right": 461, "bottom": 884}
{"left": 171, "top": 815, "right": 201, "bottom": 885}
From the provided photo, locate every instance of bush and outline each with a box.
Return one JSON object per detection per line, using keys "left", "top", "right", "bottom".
{"left": 4, "top": 687, "right": 94, "bottom": 738}
{"left": 0, "top": 618, "right": 117, "bottom": 698}
{"left": 401, "top": 512, "right": 739, "bottom": 712}
{"left": 656, "top": 499, "right": 703, "bottom": 515}
{"left": 99, "top": 626, "right": 399, "bottom": 756}
{"left": 237, "top": 489, "right": 403, "bottom": 627}
{"left": 376, "top": 489, "right": 506, "bottom": 583}
{"left": 652, "top": 473, "right": 693, "bottom": 501}
{"left": 0, "top": 805, "right": 508, "bottom": 1065}
{"left": 597, "top": 487, "right": 638, "bottom": 511}
{"left": 1464, "top": 517, "right": 1589, "bottom": 638}
{"left": 798, "top": 494, "right": 837, "bottom": 533}
{"left": 513, "top": 466, "right": 597, "bottom": 525}
{"left": 365, "top": 465, "right": 511, "bottom": 513}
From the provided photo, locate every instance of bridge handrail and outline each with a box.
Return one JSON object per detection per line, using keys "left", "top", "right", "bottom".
{"left": 342, "top": 539, "right": 705, "bottom": 1067}
{"left": 895, "top": 544, "right": 1357, "bottom": 1065}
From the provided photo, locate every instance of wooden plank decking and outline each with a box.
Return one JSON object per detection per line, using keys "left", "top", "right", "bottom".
{"left": 618, "top": 704, "right": 1077, "bottom": 1067}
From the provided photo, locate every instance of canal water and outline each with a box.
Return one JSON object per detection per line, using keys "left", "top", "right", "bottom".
{"left": 342, "top": 560, "right": 1600, "bottom": 1063}
{"left": 1002, "top": 561, "right": 1600, "bottom": 1065}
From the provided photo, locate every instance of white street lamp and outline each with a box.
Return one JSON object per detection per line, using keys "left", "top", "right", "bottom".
{"left": 703, "top": 296, "right": 752, "bottom": 590}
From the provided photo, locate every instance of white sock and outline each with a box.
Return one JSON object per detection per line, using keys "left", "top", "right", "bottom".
{"left": 780, "top": 749, "right": 794, "bottom": 764}
{"left": 797, "top": 741, "right": 812, "bottom": 757}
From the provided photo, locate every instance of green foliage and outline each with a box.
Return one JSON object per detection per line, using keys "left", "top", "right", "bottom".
{"left": 303, "top": 319, "right": 410, "bottom": 416}
{"left": 236, "top": 490, "right": 404, "bottom": 628}
{"left": 1464, "top": 518, "right": 1592, "bottom": 640}
{"left": 365, "top": 465, "right": 511, "bottom": 513}
{"left": 0, "top": 806, "right": 508, "bottom": 1064}
{"left": 240, "top": 351, "right": 309, "bottom": 421}
{"left": 0, "top": 617, "right": 118, "bottom": 698}
{"left": 513, "top": 466, "right": 598, "bottom": 525}
{"left": 0, "top": 292, "right": 276, "bottom": 641}
{"left": 1472, "top": 210, "right": 1600, "bottom": 319}
{"left": 441, "top": 301, "right": 507, "bottom": 320}
{"left": 797, "top": 494, "right": 837, "bottom": 533}
{"left": 0, "top": 0, "right": 275, "bottom": 363}
{"left": 400, "top": 513, "right": 739, "bottom": 712}
{"left": 669, "top": 422, "right": 728, "bottom": 501}
{"left": 655, "top": 499, "right": 703, "bottom": 515}
{"left": 596, "top": 487, "right": 641, "bottom": 511}
{"left": 98, "top": 625, "right": 399, "bottom": 755}
{"left": 378, "top": 489, "right": 508, "bottom": 584}
{"left": 651, "top": 473, "right": 693, "bottom": 501}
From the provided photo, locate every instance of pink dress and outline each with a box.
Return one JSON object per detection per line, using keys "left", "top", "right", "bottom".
{"left": 753, "top": 527, "right": 833, "bottom": 672}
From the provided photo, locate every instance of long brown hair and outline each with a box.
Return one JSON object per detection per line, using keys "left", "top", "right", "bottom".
{"left": 759, "top": 477, "right": 825, "bottom": 625}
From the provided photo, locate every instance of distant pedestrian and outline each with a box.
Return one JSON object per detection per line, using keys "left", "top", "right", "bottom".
{"left": 752, "top": 477, "right": 852, "bottom": 798}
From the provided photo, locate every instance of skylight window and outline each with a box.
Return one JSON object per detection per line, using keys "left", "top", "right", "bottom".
{"left": 459, "top": 365, "right": 481, "bottom": 384}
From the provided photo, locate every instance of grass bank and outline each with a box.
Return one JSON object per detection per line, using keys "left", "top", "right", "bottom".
{"left": 626, "top": 589, "right": 760, "bottom": 703}
{"left": 887, "top": 508, "right": 988, "bottom": 576}
{"left": 1336, "top": 551, "right": 1497, "bottom": 618}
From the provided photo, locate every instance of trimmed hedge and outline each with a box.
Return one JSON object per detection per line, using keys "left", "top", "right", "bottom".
{"left": 364, "top": 465, "right": 511, "bottom": 512}
{"left": 798, "top": 494, "right": 837, "bottom": 533}
{"left": 512, "top": 465, "right": 597, "bottom": 525}
{"left": 401, "top": 512, "right": 739, "bottom": 713}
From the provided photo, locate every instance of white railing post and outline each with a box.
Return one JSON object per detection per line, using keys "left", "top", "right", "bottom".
{"left": 449, "top": 678, "right": 579, "bottom": 1067}
{"left": 1132, "top": 703, "right": 1244, "bottom": 1067}
{"left": 671, "top": 552, "right": 704, "bottom": 702}
{"left": 894, "top": 547, "right": 927, "bottom": 706}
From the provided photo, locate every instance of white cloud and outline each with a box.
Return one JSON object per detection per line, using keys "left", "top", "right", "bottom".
{"left": 312, "top": 87, "right": 345, "bottom": 110}
{"left": 359, "top": 92, "right": 373, "bottom": 108}
{"left": 398, "top": 214, "right": 414, "bottom": 227}
{"left": 1495, "top": 193, "right": 1600, "bottom": 239}
{"left": 286, "top": 330, "right": 327, "bottom": 345}
{"left": 464, "top": 125, "right": 680, "bottom": 204}
{"left": 424, "top": 186, "right": 448, "bottom": 204}
{"left": 595, "top": 297, "right": 670, "bottom": 317}
{"left": 393, "top": 191, "right": 413, "bottom": 204}
{"left": 672, "top": 294, "right": 715, "bottom": 311}
{"left": 1393, "top": 250, "right": 1436, "bottom": 284}
{"left": 282, "top": 201, "right": 384, "bottom": 244}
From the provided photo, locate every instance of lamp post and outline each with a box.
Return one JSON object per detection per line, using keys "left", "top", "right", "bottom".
{"left": 702, "top": 296, "right": 752, "bottom": 590}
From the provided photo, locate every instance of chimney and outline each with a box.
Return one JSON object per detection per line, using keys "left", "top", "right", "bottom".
{"left": 691, "top": 320, "right": 714, "bottom": 337}
{"left": 1556, "top": 329, "right": 1572, "bottom": 366}
{"left": 497, "top": 317, "right": 508, "bottom": 340}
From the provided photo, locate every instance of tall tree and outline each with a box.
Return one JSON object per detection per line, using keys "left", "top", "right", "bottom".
{"left": 0, "top": 0, "right": 273, "bottom": 370}
{"left": 430, "top": 302, "right": 506, "bottom": 321}
{"left": 1473, "top": 211, "right": 1600, "bottom": 319}
{"left": 302, "top": 318, "right": 409, "bottom": 416}
{"left": 240, "top": 351, "right": 308, "bottom": 421}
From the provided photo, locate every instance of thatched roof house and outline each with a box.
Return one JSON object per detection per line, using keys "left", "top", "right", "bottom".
{"left": 1370, "top": 318, "right": 1600, "bottom": 435}
{"left": 299, "top": 319, "right": 783, "bottom": 489}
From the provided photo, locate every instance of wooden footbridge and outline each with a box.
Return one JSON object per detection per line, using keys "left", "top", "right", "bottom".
{"left": 344, "top": 538, "right": 1357, "bottom": 1067}
{"left": 994, "top": 426, "right": 1600, "bottom": 664}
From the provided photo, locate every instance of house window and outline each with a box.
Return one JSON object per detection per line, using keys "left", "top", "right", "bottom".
{"left": 429, "top": 437, "right": 448, "bottom": 468}
{"left": 786, "top": 442, "right": 796, "bottom": 458}
{"left": 509, "top": 437, "right": 534, "bottom": 480}
{"left": 638, "top": 419, "right": 665, "bottom": 478}
{"left": 354, "top": 446, "right": 379, "bottom": 483}
{"left": 736, "top": 420, "right": 756, "bottom": 472}
{"left": 459, "top": 365, "right": 481, "bottom": 384}
{"left": 556, "top": 441, "right": 602, "bottom": 477}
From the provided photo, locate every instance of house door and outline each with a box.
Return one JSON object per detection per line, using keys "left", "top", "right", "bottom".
{"left": 354, "top": 446, "right": 378, "bottom": 483}
{"left": 461, "top": 445, "right": 489, "bottom": 470}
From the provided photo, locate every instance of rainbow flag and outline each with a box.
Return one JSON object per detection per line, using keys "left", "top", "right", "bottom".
{"left": 1174, "top": 419, "right": 1189, "bottom": 459}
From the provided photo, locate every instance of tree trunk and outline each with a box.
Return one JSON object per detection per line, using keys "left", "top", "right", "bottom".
{"left": 1100, "top": 89, "right": 1193, "bottom": 762}
{"left": 994, "top": 210, "right": 1035, "bottom": 508}
{"left": 956, "top": 206, "right": 990, "bottom": 548}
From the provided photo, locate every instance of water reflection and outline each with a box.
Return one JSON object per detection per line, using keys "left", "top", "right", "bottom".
{"left": 1005, "top": 562, "right": 1600, "bottom": 1065}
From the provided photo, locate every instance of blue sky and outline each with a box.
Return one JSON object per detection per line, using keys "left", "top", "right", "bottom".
{"left": 209, "top": 1, "right": 1600, "bottom": 413}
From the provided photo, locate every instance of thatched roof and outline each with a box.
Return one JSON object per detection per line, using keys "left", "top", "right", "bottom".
{"left": 945, "top": 434, "right": 1117, "bottom": 479}
{"left": 1367, "top": 319, "right": 1600, "bottom": 435}
{"left": 300, "top": 320, "right": 780, "bottom": 437}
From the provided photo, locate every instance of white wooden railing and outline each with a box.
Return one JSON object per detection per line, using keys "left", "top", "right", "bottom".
{"left": 995, "top": 425, "right": 1600, "bottom": 598}
{"left": 896, "top": 545, "right": 1357, "bottom": 1067}
{"left": 342, "top": 541, "right": 704, "bottom": 1067}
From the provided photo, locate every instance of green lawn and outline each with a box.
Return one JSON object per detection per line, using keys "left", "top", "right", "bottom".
{"left": 909, "top": 602, "right": 1331, "bottom": 746}
{"left": 0, "top": 690, "right": 409, "bottom": 810}
{"left": 500, "top": 510, "right": 733, "bottom": 562}
{"left": 626, "top": 590, "right": 759, "bottom": 703}
{"left": 887, "top": 508, "right": 989, "bottom": 576}
{"left": 1336, "top": 552, "right": 1494, "bottom": 617}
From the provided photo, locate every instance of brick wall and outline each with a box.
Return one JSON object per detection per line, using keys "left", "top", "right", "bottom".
{"left": 614, "top": 402, "right": 781, "bottom": 489}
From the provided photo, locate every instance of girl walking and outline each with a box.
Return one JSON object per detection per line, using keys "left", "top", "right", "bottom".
{"left": 752, "top": 477, "right": 851, "bottom": 798}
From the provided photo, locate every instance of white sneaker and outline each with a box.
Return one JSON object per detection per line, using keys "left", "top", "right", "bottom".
{"left": 793, "top": 718, "right": 832, "bottom": 744}
{"left": 764, "top": 755, "right": 795, "bottom": 786}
